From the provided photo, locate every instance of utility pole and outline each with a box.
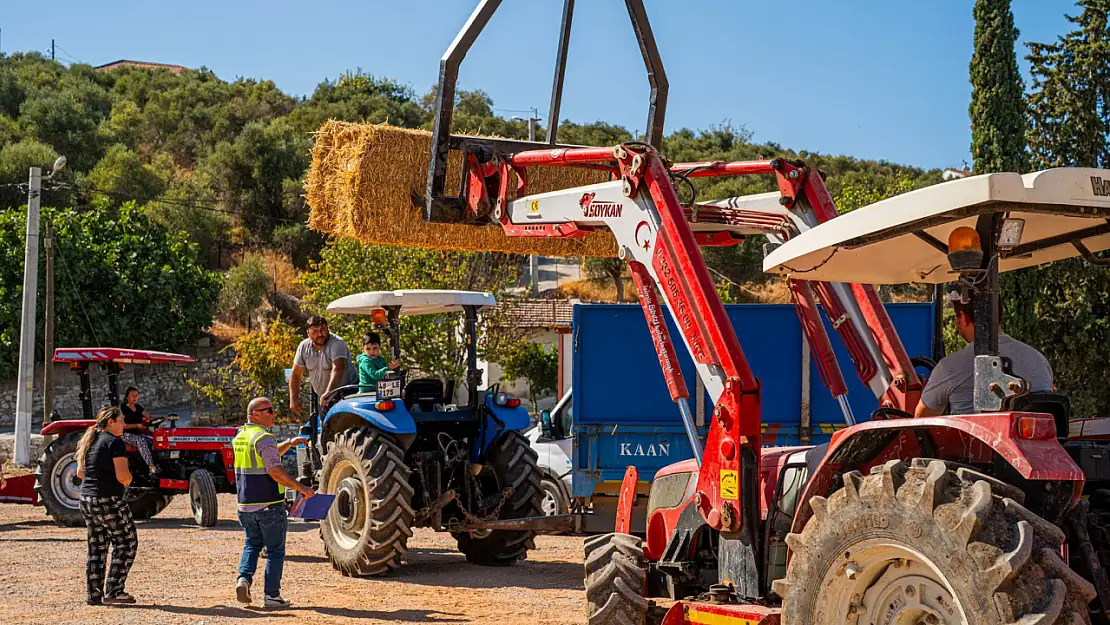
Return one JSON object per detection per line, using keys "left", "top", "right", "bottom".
{"left": 51, "top": 39, "right": 55, "bottom": 62}
{"left": 14, "top": 168, "right": 42, "bottom": 466}
{"left": 43, "top": 223, "right": 55, "bottom": 426}
{"left": 518, "top": 108, "right": 542, "bottom": 297}
{"left": 14, "top": 157, "right": 64, "bottom": 465}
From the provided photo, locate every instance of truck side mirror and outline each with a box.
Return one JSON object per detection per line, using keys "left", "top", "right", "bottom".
{"left": 541, "top": 411, "right": 554, "bottom": 439}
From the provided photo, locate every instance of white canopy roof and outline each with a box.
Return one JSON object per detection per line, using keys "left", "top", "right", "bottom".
{"left": 327, "top": 290, "right": 497, "bottom": 316}
{"left": 763, "top": 168, "right": 1110, "bottom": 284}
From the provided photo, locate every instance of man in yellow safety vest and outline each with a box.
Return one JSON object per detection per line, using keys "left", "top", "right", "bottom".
{"left": 232, "top": 397, "right": 314, "bottom": 609}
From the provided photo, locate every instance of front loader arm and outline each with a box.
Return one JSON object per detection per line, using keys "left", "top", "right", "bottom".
{"left": 497, "top": 145, "right": 759, "bottom": 533}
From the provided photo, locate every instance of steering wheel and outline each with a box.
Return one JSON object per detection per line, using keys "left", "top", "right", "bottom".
{"left": 870, "top": 406, "right": 915, "bottom": 421}
{"left": 911, "top": 356, "right": 936, "bottom": 382}
{"left": 320, "top": 384, "right": 365, "bottom": 411}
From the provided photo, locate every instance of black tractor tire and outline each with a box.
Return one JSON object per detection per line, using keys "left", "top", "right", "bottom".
{"left": 584, "top": 532, "right": 648, "bottom": 625}
{"left": 126, "top": 492, "right": 174, "bottom": 520}
{"left": 774, "top": 458, "right": 1096, "bottom": 625}
{"left": 189, "top": 469, "right": 219, "bottom": 527}
{"left": 453, "top": 431, "right": 543, "bottom": 566}
{"left": 320, "top": 427, "right": 414, "bottom": 577}
{"left": 34, "top": 432, "right": 85, "bottom": 527}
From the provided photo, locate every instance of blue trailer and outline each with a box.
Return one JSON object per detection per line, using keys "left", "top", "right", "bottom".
{"left": 551, "top": 302, "right": 935, "bottom": 533}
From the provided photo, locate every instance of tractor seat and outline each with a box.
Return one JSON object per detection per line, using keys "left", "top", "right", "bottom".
{"left": 404, "top": 378, "right": 445, "bottom": 413}
{"left": 1003, "top": 391, "right": 1071, "bottom": 440}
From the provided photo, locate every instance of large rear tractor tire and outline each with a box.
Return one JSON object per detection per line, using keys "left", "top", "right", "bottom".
{"left": 189, "top": 469, "right": 218, "bottom": 527}
{"left": 584, "top": 532, "right": 648, "bottom": 625}
{"left": 774, "top": 458, "right": 1096, "bottom": 625}
{"left": 320, "top": 427, "right": 414, "bottom": 577}
{"left": 453, "top": 431, "right": 543, "bottom": 566}
{"left": 34, "top": 432, "right": 85, "bottom": 527}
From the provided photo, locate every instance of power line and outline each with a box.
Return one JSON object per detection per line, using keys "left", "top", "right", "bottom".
{"left": 54, "top": 44, "right": 84, "bottom": 65}
{"left": 51, "top": 183, "right": 305, "bottom": 225}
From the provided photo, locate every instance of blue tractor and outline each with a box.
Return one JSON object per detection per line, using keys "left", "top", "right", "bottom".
{"left": 298, "top": 290, "right": 549, "bottom": 576}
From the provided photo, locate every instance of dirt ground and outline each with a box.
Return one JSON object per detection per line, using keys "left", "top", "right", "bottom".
{"left": 0, "top": 494, "right": 586, "bottom": 625}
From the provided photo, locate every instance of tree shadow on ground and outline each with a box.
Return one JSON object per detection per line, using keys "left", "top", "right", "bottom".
{"left": 379, "top": 547, "right": 583, "bottom": 591}
{"left": 0, "top": 536, "right": 82, "bottom": 543}
{"left": 140, "top": 517, "right": 318, "bottom": 533}
{"left": 0, "top": 518, "right": 57, "bottom": 532}
{"left": 118, "top": 603, "right": 467, "bottom": 622}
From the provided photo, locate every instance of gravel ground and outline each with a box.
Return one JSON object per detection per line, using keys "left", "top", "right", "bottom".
{"left": 0, "top": 494, "right": 586, "bottom": 625}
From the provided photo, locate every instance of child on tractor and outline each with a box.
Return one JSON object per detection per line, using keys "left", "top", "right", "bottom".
{"left": 356, "top": 332, "right": 400, "bottom": 393}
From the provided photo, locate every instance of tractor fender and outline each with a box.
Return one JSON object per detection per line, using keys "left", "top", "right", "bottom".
{"left": 471, "top": 394, "right": 532, "bottom": 460}
{"left": 790, "top": 412, "right": 1084, "bottom": 537}
{"left": 40, "top": 420, "right": 96, "bottom": 437}
{"left": 321, "top": 396, "right": 417, "bottom": 448}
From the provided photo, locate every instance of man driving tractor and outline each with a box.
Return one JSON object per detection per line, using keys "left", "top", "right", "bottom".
{"left": 288, "top": 316, "right": 359, "bottom": 416}
{"left": 915, "top": 285, "right": 1054, "bottom": 417}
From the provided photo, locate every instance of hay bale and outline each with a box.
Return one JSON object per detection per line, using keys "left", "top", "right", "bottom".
{"left": 306, "top": 121, "right": 618, "bottom": 257}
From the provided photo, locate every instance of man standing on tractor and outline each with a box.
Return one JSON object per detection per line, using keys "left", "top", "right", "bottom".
{"left": 233, "top": 397, "right": 314, "bottom": 609}
{"left": 288, "top": 315, "right": 358, "bottom": 416}
{"left": 915, "top": 286, "right": 1054, "bottom": 417}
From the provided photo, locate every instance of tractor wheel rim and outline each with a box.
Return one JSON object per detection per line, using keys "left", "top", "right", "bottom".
{"left": 541, "top": 487, "right": 559, "bottom": 516}
{"left": 191, "top": 487, "right": 203, "bottom": 516}
{"left": 819, "top": 540, "right": 966, "bottom": 625}
{"left": 325, "top": 460, "right": 363, "bottom": 550}
{"left": 51, "top": 452, "right": 81, "bottom": 510}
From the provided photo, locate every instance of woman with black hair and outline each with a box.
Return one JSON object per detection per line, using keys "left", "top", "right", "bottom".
{"left": 119, "top": 387, "right": 156, "bottom": 474}
{"left": 76, "top": 406, "right": 139, "bottom": 605}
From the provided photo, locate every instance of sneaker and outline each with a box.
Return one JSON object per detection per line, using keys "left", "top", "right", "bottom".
{"left": 103, "top": 592, "right": 136, "bottom": 605}
{"left": 86, "top": 598, "right": 102, "bottom": 606}
{"left": 263, "top": 595, "right": 291, "bottom": 609}
{"left": 235, "top": 577, "right": 252, "bottom": 604}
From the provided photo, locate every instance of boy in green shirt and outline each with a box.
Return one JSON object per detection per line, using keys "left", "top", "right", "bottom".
{"left": 357, "top": 332, "right": 401, "bottom": 392}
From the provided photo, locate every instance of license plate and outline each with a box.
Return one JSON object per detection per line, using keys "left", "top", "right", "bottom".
{"left": 377, "top": 379, "right": 402, "bottom": 399}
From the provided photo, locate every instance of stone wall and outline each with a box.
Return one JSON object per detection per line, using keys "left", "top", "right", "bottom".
{"left": 0, "top": 346, "right": 233, "bottom": 428}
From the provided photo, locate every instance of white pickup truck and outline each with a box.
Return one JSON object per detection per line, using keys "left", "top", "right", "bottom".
{"left": 525, "top": 389, "right": 573, "bottom": 518}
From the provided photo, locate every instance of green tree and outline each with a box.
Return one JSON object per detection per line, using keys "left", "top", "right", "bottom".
{"left": 84, "top": 144, "right": 168, "bottom": 209}
{"left": 1027, "top": 1, "right": 1110, "bottom": 169}
{"left": 0, "top": 203, "right": 220, "bottom": 378}
{"left": 969, "top": 0, "right": 1027, "bottom": 173}
{"left": 218, "top": 255, "right": 271, "bottom": 326}
{"left": 202, "top": 118, "right": 311, "bottom": 239}
{"left": 0, "top": 138, "right": 60, "bottom": 208}
{"left": 1012, "top": 0, "right": 1110, "bottom": 417}
{"left": 302, "top": 240, "right": 523, "bottom": 382}
{"left": 499, "top": 341, "right": 558, "bottom": 412}
{"left": 584, "top": 257, "right": 626, "bottom": 302}
{"left": 289, "top": 70, "right": 427, "bottom": 133}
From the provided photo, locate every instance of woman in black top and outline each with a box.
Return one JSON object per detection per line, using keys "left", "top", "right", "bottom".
{"left": 119, "top": 387, "right": 156, "bottom": 474}
{"left": 75, "top": 406, "right": 139, "bottom": 606}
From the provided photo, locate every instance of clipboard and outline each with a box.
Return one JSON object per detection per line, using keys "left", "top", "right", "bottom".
{"left": 289, "top": 492, "right": 335, "bottom": 521}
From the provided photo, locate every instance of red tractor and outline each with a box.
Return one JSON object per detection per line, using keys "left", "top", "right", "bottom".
{"left": 1, "top": 348, "right": 238, "bottom": 527}
{"left": 408, "top": 4, "right": 1110, "bottom": 623}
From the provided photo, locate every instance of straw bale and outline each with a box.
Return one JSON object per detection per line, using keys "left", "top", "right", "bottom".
{"left": 306, "top": 121, "right": 618, "bottom": 257}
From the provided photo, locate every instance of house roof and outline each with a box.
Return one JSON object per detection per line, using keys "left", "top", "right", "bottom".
{"left": 94, "top": 60, "right": 189, "bottom": 74}
{"left": 499, "top": 299, "right": 575, "bottom": 329}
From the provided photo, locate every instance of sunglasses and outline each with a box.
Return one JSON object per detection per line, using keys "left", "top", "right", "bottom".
{"left": 255, "top": 406, "right": 275, "bottom": 414}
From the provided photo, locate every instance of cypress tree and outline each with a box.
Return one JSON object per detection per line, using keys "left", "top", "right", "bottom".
{"left": 969, "top": 0, "right": 1027, "bottom": 173}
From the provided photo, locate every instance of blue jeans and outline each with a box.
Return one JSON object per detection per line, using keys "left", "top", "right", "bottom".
{"left": 237, "top": 504, "right": 287, "bottom": 597}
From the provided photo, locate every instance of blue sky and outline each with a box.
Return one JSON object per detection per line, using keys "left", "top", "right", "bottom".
{"left": 1, "top": 1, "right": 1076, "bottom": 170}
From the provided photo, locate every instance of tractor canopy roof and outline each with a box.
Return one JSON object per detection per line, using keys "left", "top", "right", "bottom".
{"left": 53, "top": 348, "right": 196, "bottom": 364}
{"left": 326, "top": 289, "right": 497, "bottom": 317}
{"left": 763, "top": 167, "right": 1110, "bottom": 285}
